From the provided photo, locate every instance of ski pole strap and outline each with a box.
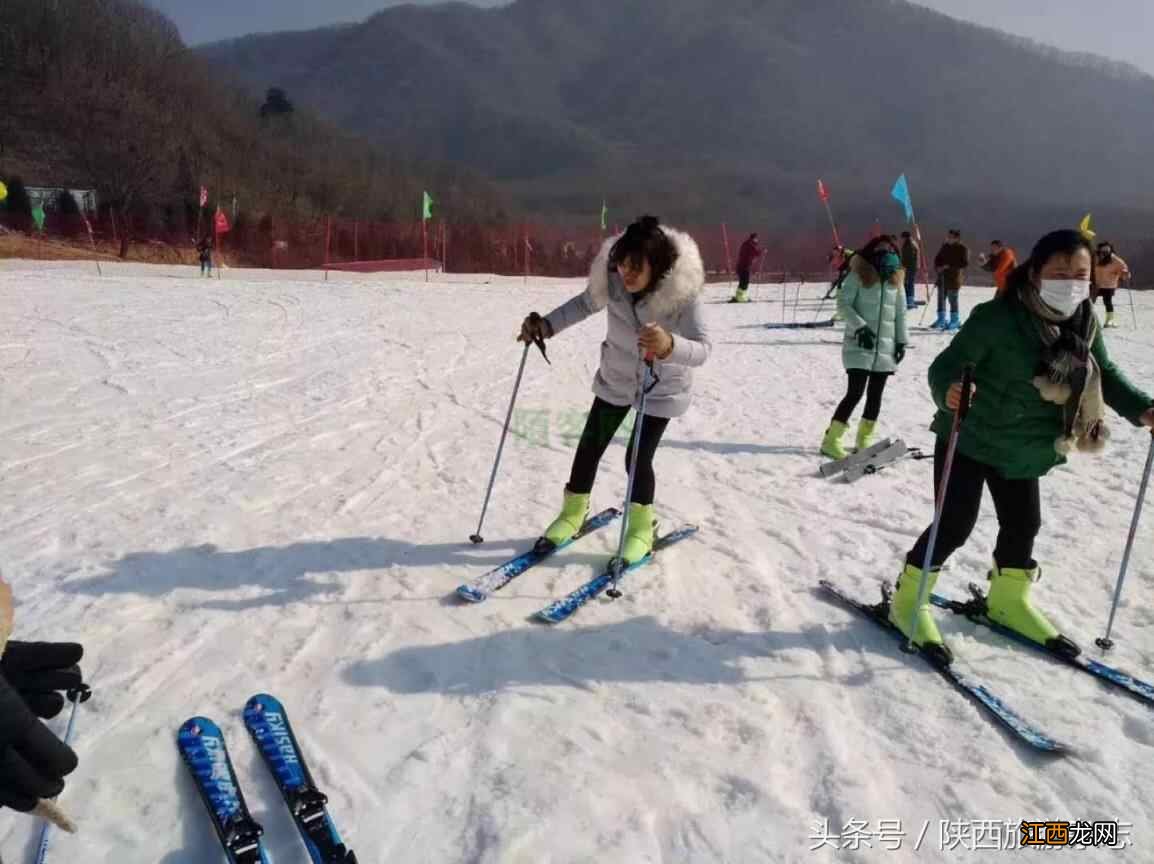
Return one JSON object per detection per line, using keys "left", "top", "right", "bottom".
{"left": 528, "top": 312, "right": 550, "bottom": 364}
{"left": 957, "top": 364, "right": 975, "bottom": 420}
{"left": 642, "top": 351, "right": 660, "bottom": 394}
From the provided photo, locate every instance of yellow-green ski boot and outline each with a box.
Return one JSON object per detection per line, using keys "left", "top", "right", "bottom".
{"left": 543, "top": 488, "right": 590, "bottom": 547}
{"left": 888, "top": 563, "right": 953, "bottom": 666}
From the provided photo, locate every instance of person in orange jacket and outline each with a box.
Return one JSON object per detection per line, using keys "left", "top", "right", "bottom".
{"left": 980, "top": 240, "right": 1017, "bottom": 296}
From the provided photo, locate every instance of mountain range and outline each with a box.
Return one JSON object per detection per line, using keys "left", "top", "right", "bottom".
{"left": 202, "top": 0, "right": 1154, "bottom": 254}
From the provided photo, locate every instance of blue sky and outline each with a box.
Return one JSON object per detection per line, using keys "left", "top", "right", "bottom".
{"left": 151, "top": 0, "right": 1154, "bottom": 78}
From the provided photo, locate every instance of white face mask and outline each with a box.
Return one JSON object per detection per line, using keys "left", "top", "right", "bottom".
{"left": 1039, "top": 279, "right": 1090, "bottom": 317}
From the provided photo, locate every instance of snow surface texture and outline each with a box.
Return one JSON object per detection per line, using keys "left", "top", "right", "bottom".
{"left": 1, "top": 261, "right": 1152, "bottom": 863}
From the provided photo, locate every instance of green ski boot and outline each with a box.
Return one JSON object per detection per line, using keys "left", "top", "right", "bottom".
{"left": 543, "top": 488, "right": 590, "bottom": 547}
{"left": 888, "top": 563, "right": 953, "bottom": 666}
{"left": 985, "top": 564, "right": 1080, "bottom": 658}
{"left": 856, "top": 419, "right": 878, "bottom": 452}
{"left": 821, "top": 420, "right": 849, "bottom": 461}
{"left": 620, "top": 503, "right": 655, "bottom": 565}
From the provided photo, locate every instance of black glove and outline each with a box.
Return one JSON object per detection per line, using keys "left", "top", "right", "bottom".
{"left": 855, "top": 327, "right": 876, "bottom": 351}
{"left": 518, "top": 312, "right": 552, "bottom": 344}
{"left": 1, "top": 641, "right": 85, "bottom": 720}
{"left": 0, "top": 671, "right": 78, "bottom": 813}
{"left": 895, "top": 343, "right": 907, "bottom": 364}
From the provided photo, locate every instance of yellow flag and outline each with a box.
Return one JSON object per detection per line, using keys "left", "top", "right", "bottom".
{"left": 0, "top": 181, "right": 7, "bottom": 203}
{"left": 1079, "top": 213, "right": 1095, "bottom": 238}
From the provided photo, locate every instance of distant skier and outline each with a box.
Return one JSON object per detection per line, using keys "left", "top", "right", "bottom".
{"left": 979, "top": 239, "right": 1017, "bottom": 297}
{"left": 197, "top": 236, "right": 213, "bottom": 277}
{"left": 729, "top": 232, "right": 763, "bottom": 303}
{"left": 517, "top": 216, "right": 711, "bottom": 564}
{"left": 900, "top": 231, "right": 920, "bottom": 309}
{"left": 931, "top": 229, "right": 970, "bottom": 330}
{"left": 889, "top": 228, "right": 1154, "bottom": 666}
{"left": 819, "top": 235, "right": 907, "bottom": 459}
{"left": 1093, "top": 241, "right": 1130, "bottom": 329}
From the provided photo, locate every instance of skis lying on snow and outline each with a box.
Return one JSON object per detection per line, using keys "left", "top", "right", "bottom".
{"left": 819, "top": 580, "right": 1068, "bottom": 754}
{"left": 843, "top": 441, "right": 932, "bottom": 482}
{"left": 178, "top": 717, "right": 271, "bottom": 864}
{"left": 536, "top": 525, "right": 699, "bottom": 624}
{"left": 456, "top": 507, "right": 622, "bottom": 603}
{"left": 932, "top": 584, "right": 1154, "bottom": 708}
{"left": 819, "top": 438, "right": 896, "bottom": 478}
{"left": 764, "top": 318, "right": 837, "bottom": 330}
{"left": 244, "top": 694, "right": 357, "bottom": 863}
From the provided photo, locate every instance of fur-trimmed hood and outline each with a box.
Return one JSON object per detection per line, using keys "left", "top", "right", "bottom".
{"left": 586, "top": 226, "right": 706, "bottom": 320}
{"left": 850, "top": 249, "right": 904, "bottom": 289}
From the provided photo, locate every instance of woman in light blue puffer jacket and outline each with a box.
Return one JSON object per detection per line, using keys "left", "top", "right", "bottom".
{"left": 518, "top": 216, "right": 711, "bottom": 563}
{"left": 820, "top": 235, "right": 908, "bottom": 460}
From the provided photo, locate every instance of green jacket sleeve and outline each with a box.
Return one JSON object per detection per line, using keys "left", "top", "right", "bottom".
{"left": 928, "top": 306, "right": 993, "bottom": 411}
{"left": 837, "top": 273, "right": 868, "bottom": 334}
{"left": 1093, "top": 330, "right": 1153, "bottom": 425}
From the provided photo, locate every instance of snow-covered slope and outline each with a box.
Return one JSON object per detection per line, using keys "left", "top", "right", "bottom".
{"left": 1, "top": 261, "right": 1151, "bottom": 862}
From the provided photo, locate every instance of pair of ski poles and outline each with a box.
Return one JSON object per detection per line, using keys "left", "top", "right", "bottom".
{"left": 904, "top": 363, "right": 1154, "bottom": 653}
{"left": 469, "top": 321, "right": 658, "bottom": 595}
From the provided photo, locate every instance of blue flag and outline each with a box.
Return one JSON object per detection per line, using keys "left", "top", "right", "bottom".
{"left": 891, "top": 174, "right": 915, "bottom": 223}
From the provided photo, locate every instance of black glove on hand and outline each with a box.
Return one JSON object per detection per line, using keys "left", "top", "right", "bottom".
{"left": 0, "top": 671, "right": 78, "bottom": 813}
{"left": 1, "top": 642, "right": 85, "bottom": 719}
{"left": 855, "top": 327, "right": 876, "bottom": 351}
{"left": 518, "top": 312, "right": 552, "bottom": 344}
{"left": 894, "top": 343, "right": 907, "bottom": 364}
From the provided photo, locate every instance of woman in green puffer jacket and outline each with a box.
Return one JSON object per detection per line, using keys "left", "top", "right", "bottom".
{"left": 820, "top": 235, "right": 908, "bottom": 459}
{"left": 889, "top": 229, "right": 1154, "bottom": 667}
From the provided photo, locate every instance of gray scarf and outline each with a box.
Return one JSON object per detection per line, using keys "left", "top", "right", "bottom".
{"left": 1021, "top": 287, "right": 1108, "bottom": 455}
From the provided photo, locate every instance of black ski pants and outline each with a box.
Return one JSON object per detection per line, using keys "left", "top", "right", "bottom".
{"left": 833, "top": 370, "right": 890, "bottom": 424}
{"left": 567, "top": 397, "right": 670, "bottom": 505}
{"left": 907, "top": 438, "right": 1041, "bottom": 570}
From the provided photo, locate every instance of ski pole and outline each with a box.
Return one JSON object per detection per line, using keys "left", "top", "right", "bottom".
{"left": 34, "top": 685, "right": 92, "bottom": 864}
{"left": 1095, "top": 431, "right": 1154, "bottom": 651}
{"left": 607, "top": 352, "right": 659, "bottom": 599}
{"left": 469, "top": 323, "right": 549, "bottom": 544}
{"left": 919, "top": 274, "right": 939, "bottom": 327}
{"left": 905, "top": 364, "right": 975, "bottom": 654}
{"left": 1127, "top": 278, "right": 1138, "bottom": 329}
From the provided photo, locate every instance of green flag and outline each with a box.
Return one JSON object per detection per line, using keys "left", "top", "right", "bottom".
{"left": 32, "top": 204, "right": 46, "bottom": 232}
{"left": 600, "top": 200, "right": 607, "bottom": 231}
{"left": 422, "top": 190, "right": 434, "bottom": 221}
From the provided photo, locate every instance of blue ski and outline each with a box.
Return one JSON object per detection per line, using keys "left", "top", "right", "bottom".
{"left": 177, "top": 717, "right": 271, "bottom": 864}
{"left": 457, "top": 507, "right": 621, "bottom": 603}
{"left": 819, "top": 580, "right": 1068, "bottom": 754}
{"left": 931, "top": 585, "right": 1154, "bottom": 708}
{"left": 243, "top": 694, "right": 357, "bottom": 863}
{"left": 536, "top": 525, "right": 699, "bottom": 624}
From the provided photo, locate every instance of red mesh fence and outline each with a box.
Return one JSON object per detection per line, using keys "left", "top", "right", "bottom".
{"left": 1, "top": 207, "right": 845, "bottom": 280}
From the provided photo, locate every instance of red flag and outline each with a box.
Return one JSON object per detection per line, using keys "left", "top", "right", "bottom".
{"left": 817, "top": 179, "right": 830, "bottom": 202}
{"left": 214, "top": 207, "right": 230, "bottom": 235}
{"left": 200, "top": 186, "right": 208, "bottom": 207}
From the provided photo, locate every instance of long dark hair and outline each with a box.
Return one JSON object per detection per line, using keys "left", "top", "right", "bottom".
{"left": 1005, "top": 229, "right": 1093, "bottom": 298}
{"left": 608, "top": 215, "right": 678, "bottom": 289}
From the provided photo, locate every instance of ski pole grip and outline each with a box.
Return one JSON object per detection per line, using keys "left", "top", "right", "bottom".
{"left": 958, "top": 364, "right": 976, "bottom": 420}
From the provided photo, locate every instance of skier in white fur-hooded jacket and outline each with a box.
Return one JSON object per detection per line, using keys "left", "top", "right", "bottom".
{"left": 518, "top": 216, "right": 711, "bottom": 563}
